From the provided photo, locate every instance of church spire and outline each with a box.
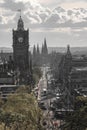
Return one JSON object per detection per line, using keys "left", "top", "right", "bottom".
{"left": 67, "top": 45, "right": 71, "bottom": 54}
{"left": 65, "top": 45, "right": 72, "bottom": 59}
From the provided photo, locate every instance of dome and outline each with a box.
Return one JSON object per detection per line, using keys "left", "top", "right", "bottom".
{"left": 17, "top": 16, "right": 24, "bottom": 31}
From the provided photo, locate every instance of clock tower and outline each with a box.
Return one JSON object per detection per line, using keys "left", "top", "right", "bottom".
{"left": 13, "top": 15, "right": 29, "bottom": 84}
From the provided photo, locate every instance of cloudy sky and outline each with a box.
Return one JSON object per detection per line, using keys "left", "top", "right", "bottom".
{"left": 1, "top": 0, "right": 87, "bottom": 47}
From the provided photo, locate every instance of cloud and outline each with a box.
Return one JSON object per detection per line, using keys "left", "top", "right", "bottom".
{"left": 0, "top": 0, "right": 25, "bottom": 11}
{"left": 0, "top": 0, "right": 87, "bottom": 47}
{"left": 0, "top": 0, "right": 87, "bottom": 29}
{"left": 0, "top": 0, "right": 51, "bottom": 27}
{"left": 39, "top": 0, "right": 87, "bottom": 9}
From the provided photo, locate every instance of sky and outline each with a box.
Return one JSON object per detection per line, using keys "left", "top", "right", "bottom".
{"left": 1, "top": 0, "right": 87, "bottom": 47}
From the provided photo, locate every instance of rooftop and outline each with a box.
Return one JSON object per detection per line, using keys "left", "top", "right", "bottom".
{"left": 71, "top": 67, "right": 87, "bottom": 72}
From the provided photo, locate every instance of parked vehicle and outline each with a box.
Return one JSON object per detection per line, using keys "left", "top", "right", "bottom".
{"left": 54, "top": 110, "right": 65, "bottom": 119}
{"left": 38, "top": 102, "right": 47, "bottom": 110}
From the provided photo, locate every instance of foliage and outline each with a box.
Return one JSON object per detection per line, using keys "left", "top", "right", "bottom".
{"left": 63, "top": 96, "right": 87, "bottom": 130}
{"left": 75, "top": 96, "right": 87, "bottom": 110}
{"left": 16, "top": 85, "right": 31, "bottom": 94}
{"left": 0, "top": 86, "right": 44, "bottom": 130}
{"left": 0, "top": 97, "right": 4, "bottom": 107}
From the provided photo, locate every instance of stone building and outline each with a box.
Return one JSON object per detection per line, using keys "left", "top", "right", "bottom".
{"left": 0, "top": 15, "right": 33, "bottom": 99}
{"left": 0, "top": 56, "right": 14, "bottom": 85}
{"left": 59, "top": 45, "right": 87, "bottom": 90}
{"left": 58, "top": 45, "right": 87, "bottom": 108}
{"left": 58, "top": 45, "right": 72, "bottom": 87}
{"left": 13, "top": 15, "right": 30, "bottom": 85}
{"left": 0, "top": 15, "right": 32, "bottom": 85}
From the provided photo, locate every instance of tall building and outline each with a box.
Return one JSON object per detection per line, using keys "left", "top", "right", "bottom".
{"left": 58, "top": 45, "right": 72, "bottom": 85}
{"left": 58, "top": 45, "right": 87, "bottom": 108}
{"left": 13, "top": 15, "right": 30, "bottom": 84}
{"left": 41, "top": 38, "right": 48, "bottom": 56}
{"left": 63, "top": 45, "right": 72, "bottom": 81}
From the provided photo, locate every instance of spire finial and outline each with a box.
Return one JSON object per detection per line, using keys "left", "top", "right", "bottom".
{"left": 66, "top": 44, "right": 72, "bottom": 58}
{"left": 17, "top": 9, "right": 24, "bottom": 31}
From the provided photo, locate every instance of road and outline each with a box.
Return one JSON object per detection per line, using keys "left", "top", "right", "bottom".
{"left": 37, "top": 67, "right": 61, "bottom": 130}
{"left": 38, "top": 67, "right": 50, "bottom": 110}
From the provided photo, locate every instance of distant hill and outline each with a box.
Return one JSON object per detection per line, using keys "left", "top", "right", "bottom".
{"left": 0, "top": 47, "right": 12, "bottom": 53}
{"left": 0, "top": 47, "right": 87, "bottom": 56}
{"left": 48, "top": 47, "right": 87, "bottom": 56}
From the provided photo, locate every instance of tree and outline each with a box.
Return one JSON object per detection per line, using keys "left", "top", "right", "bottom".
{"left": 63, "top": 96, "right": 87, "bottom": 130}
{"left": 1, "top": 88, "right": 43, "bottom": 130}
{"left": 0, "top": 110, "right": 25, "bottom": 130}
{"left": 75, "top": 96, "right": 87, "bottom": 110}
{"left": 0, "top": 97, "right": 4, "bottom": 108}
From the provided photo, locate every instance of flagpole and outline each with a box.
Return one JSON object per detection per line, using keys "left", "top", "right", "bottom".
{"left": 17, "top": 9, "right": 21, "bottom": 17}
{"left": 20, "top": 9, "right": 21, "bottom": 17}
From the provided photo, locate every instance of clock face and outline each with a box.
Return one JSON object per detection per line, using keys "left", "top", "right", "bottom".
{"left": 18, "top": 37, "right": 23, "bottom": 43}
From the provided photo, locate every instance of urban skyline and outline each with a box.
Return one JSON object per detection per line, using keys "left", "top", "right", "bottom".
{"left": 0, "top": 1, "right": 87, "bottom": 129}
{"left": 0, "top": 0, "right": 87, "bottom": 47}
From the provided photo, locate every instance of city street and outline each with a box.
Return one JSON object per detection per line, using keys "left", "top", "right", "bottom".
{"left": 37, "top": 67, "right": 61, "bottom": 130}
{"left": 0, "top": 2, "right": 87, "bottom": 129}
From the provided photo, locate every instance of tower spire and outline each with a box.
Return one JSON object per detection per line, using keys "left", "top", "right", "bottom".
{"left": 67, "top": 45, "right": 71, "bottom": 54}
{"left": 65, "top": 44, "right": 72, "bottom": 59}
{"left": 17, "top": 9, "right": 24, "bottom": 31}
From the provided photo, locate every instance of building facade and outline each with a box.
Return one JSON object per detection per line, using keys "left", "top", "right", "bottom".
{"left": 13, "top": 15, "right": 30, "bottom": 85}
{"left": 58, "top": 45, "right": 87, "bottom": 108}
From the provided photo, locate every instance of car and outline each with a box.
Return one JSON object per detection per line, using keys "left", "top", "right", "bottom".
{"left": 54, "top": 110, "right": 65, "bottom": 119}
{"left": 40, "top": 105, "right": 47, "bottom": 110}
{"left": 49, "top": 105, "right": 56, "bottom": 111}
{"left": 56, "top": 93, "right": 60, "bottom": 96}
{"left": 38, "top": 102, "right": 47, "bottom": 110}
{"left": 43, "top": 88, "right": 47, "bottom": 94}
{"left": 56, "top": 96, "right": 60, "bottom": 99}
{"left": 41, "top": 92, "right": 47, "bottom": 96}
